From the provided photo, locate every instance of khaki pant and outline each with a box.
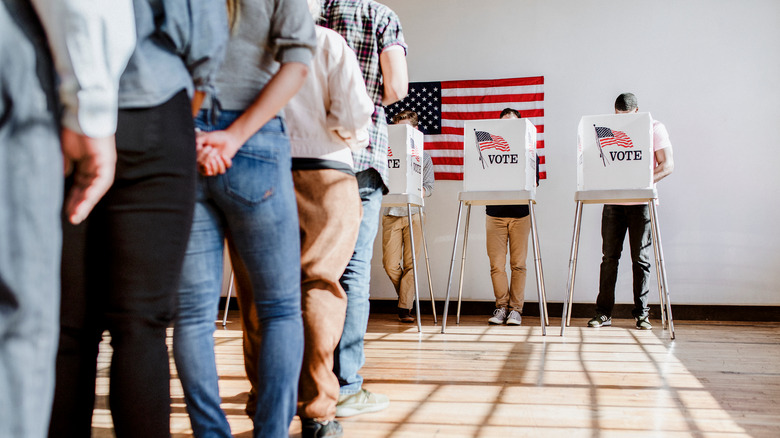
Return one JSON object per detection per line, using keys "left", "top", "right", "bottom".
{"left": 382, "top": 213, "right": 423, "bottom": 310}
{"left": 233, "top": 169, "right": 362, "bottom": 421}
{"left": 485, "top": 215, "right": 530, "bottom": 312}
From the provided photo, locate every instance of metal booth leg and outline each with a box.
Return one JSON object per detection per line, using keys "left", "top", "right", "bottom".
{"left": 649, "top": 202, "right": 675, "bottom": 340}
{"left": 441, "top": 201, "right": 464, "bottom": 333}
{"left": 456, "top": 204, "right": 472, "bottom": 325}
{"left": 648, "top": 202, "right": 667, "bottom": 330}
{"left": 222, "top": 270, "right": 235, "bottom": 327}
{"left": 420, "top": 211, "right": 437, "bottom": 324}
{"left": 407, "top": 204, "right": 422, "bottom": 333}
{"left": 529, "top": 202, "right": 547, "bottom": 335}
{"left": 560, "top": 201, "right": 584, "bottom": 336}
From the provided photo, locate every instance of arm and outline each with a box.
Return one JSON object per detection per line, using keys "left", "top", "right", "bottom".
{"left": 196, "top": 62, "right": 309, "bottom": 169}
{"left": 422, "top": 152, "right": 434, "bottom": 197}
{"left": 31, "top": 0, "right": 136, "bottom": 224}
{"left": 379, "top": 47, "right": 408, "bottom": 106}
{"left": 328, "top": 33, "right": 374, "bottom": 150}
{"left": 653, "top": 147, "right": 674, "bottom": 183}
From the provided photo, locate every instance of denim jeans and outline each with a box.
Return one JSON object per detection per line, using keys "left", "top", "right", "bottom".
{"left": 173, "top": 111, "right": 303, "bottom": 438}
{"left": 597, "top": 204, "right": 652, "bottom": 318}
{"left": 0, "top": 2, "right": 61, "bottom": 436}
{"left": 335, "top": 169, "right": 384, "bottom": 394}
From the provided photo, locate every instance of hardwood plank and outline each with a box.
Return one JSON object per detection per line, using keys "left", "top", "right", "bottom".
{"left": 88, "top": 315, "right": 780, "bottom": 438}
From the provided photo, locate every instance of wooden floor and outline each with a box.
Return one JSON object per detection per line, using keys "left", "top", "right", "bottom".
{"left": 91, "top": 313, "right": 780, "bottom": 437}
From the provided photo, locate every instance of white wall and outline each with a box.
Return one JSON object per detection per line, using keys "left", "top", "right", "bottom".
{"left": 367, "top": 0, "right": 780, "bottom": 306}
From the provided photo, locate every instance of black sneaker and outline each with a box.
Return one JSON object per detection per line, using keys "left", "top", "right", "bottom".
{"left": 398, "top": 307, "right": 414, "bottom": 323}
{"left": 301, "top": 418, "right": 344, "bottom": 438}
{"left": 635, "top": 315, "right": 652, "bottom": 330}
{"left": 587, "top": 314, "right": 611, "bottom": 327}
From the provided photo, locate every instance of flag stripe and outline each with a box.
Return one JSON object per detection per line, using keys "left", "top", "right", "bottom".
{"left": 443, "top": 93, "right": 544, "bottom": 105}
{"left": 442, "top": 76, "right": 544, "bottom": 89}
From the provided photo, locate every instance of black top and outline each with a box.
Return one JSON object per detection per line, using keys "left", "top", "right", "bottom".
{"left": 485, "top": 155, "right": 541, "bottom": 219}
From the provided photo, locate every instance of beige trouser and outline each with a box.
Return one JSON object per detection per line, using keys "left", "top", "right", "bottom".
{"left": 234, "top": 169, "right": 362, "bottom": 421}
{"left": 485, "top": 215, "right": 531, "bottom": 312}
{"left": 381, "top": 213, "right": 423, "bottom": 310}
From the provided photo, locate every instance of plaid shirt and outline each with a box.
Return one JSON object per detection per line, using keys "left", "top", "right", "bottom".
{"left": 320, "top": 0, "right": 407, "bottom": 189}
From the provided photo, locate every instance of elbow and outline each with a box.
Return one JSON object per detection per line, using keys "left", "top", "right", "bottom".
{"left": 382, "top": 82, "right": 408, "bottom": 106}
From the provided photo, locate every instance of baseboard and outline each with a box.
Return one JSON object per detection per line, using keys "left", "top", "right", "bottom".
{"left": 365, "top": 300, "right": 780, "bottom": 322}
{"left": 219, "top": 297, "right": 778, "bottom": 322}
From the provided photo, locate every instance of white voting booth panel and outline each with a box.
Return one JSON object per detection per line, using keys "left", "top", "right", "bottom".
{"left": 577, "top": 112, "right": 653, "bottom": 191}
{"left": 463, "top": 119, "right": 537, "bottom": 192}
{"left": 387, "top": 124, "right": 424, "bottom": 196}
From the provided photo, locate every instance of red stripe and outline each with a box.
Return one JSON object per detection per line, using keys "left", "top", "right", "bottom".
{"left": 539, "top": 171, "right": 547, "bottom": 180}
{"left": 442, "top": 93, "right": 544, "bottom": 105}
{"left": 437, "top": 125, "right": 545, "bottom": 136}
{"left": 441, "top": 109, "right": 545, "bottom": 120}
{"left": 434, "top": 172, "right": 464, "bottom": 181}
{"left": 442, "top": 76, "right": 544, "bottom": 89}
{"left": 425, "top": 141, "right": 462, "bottom": 150}
{"left": 538, "top": 155, "right": 545, "bottom": 165}
{"left": 431, "top": 156, "right": 463, "bottom": 165}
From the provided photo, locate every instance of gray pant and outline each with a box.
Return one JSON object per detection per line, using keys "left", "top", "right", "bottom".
{"left": 0, "top": 1, "right": 63, "bottom": 437}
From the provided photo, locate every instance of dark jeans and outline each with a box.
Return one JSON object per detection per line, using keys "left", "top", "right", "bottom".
{"left": 596, "top": 204, "right": 652, "bottom": 319}
{"left": 50, "top": 90, "right": 197, "bottom": 438}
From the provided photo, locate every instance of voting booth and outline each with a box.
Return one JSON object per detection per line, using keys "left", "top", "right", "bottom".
{"left": 441, "top": 118, "right": 549, "bottom": 335}
{"left": 577, "top": 112, "right": 653, "bottom": 191}
{"left": 463, "top": 119, "right": 537, "bottom": 192}
{"left": 560, "top": 112, "right": 675, "bottom": 340}
{"left": 387, "top": 124, "right": 424, "bottom": 197}
{"left": 383, "top": 124, "right": 435, "bottom": 332}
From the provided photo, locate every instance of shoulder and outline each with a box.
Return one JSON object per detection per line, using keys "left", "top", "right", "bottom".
{"left": 652, "top": 120, "right": 672, "bottom": 150}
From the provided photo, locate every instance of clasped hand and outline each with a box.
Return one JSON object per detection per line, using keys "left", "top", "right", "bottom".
{"left": 196, "top": 129, "right": 241, "bottom": 176}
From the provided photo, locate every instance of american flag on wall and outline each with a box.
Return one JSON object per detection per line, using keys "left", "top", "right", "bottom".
{"left": 386, "top": 76, "right": 545, "bottom": 180}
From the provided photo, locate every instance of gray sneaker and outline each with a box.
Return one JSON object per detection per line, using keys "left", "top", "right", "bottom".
{"left": 335, "top": 389, "right": 389, "bottom": 418}
{"left": 635, "top": 315, "right": 653, "bottom": 330}
{"left": 506, "top": 310, "right": 522, "bottom": 325}
{"left": 488, "top": 307, "right": 508, "bottom": 324}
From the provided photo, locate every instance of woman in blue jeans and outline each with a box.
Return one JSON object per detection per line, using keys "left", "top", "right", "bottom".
{"left": 171, "top": 1, "right": 317, "bottom": 437}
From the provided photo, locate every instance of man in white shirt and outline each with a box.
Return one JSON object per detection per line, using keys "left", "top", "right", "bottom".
{"left": 588, "top": 92, "right": 674, "bottom": 330}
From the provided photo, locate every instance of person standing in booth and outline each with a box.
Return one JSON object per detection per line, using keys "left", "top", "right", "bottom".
{"left": 485, "top": 108, "right": 539, "bottom": 326}
{"left": 382, "top": 110, "right": 434, "bottom": 323}
{"left": 588, "top": 92, "right": 674, "bottom": 330}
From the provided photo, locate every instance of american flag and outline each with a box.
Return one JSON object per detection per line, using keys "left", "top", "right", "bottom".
{"left": 386, "top": 76, "right": 545, "bottom": 180}
{"left": 388, "top": 146, "right": 393, "bottom": 157}
{"left": 595, "top": 126, "right": 634, "bottom": 148}
{"left": 410, "top": 137, "right": 421, "bottom": 163}
{"left": 475, "top": 130, "right": 510, "bottom": 152}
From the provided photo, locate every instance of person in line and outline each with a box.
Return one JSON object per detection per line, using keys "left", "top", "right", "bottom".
{"left": 382, "top": 110, "right": 434, "bottom": 323}
{"left": 49, "top": 1, "right": 228, "bottom": 437}
{"left": 588, "top": 92, "right": 674, "bottom": 330}
{"left": 1, "top": 1, "right": 134, "bottom": 436}
{"left": 171, "top": 0, "right": 316, "bottom": 436}
{"left": 319, "top": 0, "right": 409, "bottom": 418}
{"left": 485, "top": 108, "right": 539, "bottom": 326}
{"left": 284, "top": 2, "right": 375, "bottom": 435}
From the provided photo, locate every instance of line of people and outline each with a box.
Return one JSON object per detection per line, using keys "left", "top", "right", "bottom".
{"left": 2, "top": 0, "right": 408, "bottom": 437}
{"left": 1, "top": 1, "right": 675, "bottom": 438}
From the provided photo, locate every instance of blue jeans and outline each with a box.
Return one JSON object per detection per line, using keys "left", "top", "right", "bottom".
{"left": 0, "top": 2, "right": 61, "bottom": 436}
{"left": 335, "top": 169, "right": 384, "bottom": 394}
{"left": 173, "top": 112, "right": 303, "bottom": 438}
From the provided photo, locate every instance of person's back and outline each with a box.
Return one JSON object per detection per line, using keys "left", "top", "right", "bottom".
{"left": 319, "top": 0, "right": 408, "bottom": 419}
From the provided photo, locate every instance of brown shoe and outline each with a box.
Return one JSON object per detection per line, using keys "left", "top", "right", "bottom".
{"left": 398, "top": 307, "right": 414, "bottom": 323}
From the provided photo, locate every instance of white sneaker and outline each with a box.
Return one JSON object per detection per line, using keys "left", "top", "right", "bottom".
{"left": 488, "top": 307, "right": 508, "bottom": 324}
{"left": 506, "top": 310, "right": 522, "bottom": 325}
